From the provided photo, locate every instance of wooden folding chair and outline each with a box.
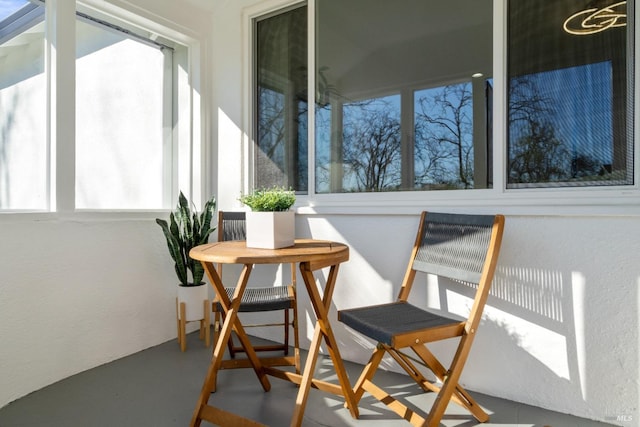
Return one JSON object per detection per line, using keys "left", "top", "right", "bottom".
{"left": 212, "top": 212, "right": 300, "bottom": 374}
{"left": 338, "top": 212, "right": 505, "bottom": 427}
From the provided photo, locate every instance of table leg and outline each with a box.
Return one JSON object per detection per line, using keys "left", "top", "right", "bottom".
{"left": 291, "top": 322, "right": 323, "bottom": 426}
{"left": 190, "top": 262, "right": 271, "bottom": 427}
{"left": 290, "top": 263, "right": 359, "bottom": 427}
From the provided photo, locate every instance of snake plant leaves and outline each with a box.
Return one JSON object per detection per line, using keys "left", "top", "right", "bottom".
{"left": 155, "top": 216, "right": 188, "bottom": 286}
{"left": 156, "top": 192, "right": 216, "bottom": 286}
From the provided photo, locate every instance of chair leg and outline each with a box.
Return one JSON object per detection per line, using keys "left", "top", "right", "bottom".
{"left": 203, "top": 300, "right": 211, "bottom": 348}
{"left": 283, "top": 309, "right": 290, "bottom": 356}
{"left": 412, "top": 344, "right": 483, "bottom": 412}
{"left": 422, "top": 335, "right": 489, "bottom": 426}
{"left": 212, "top": 309, "right": 221, "bottom": 349}
{"left": 227, "top": 331, "right": 237, "bottom": 358}
{"left": 292, "top": 304, "right": 300, "bottom": 374}
{"left": 388, "top": 348, "right": 434, "bottom": 393}
{"left": 351, "top": 346, "right": 385, "bottom": 404}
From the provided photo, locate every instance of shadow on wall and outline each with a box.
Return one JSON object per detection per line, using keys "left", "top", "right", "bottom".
{"left": 441, "top": 261, "right": 639, "bottom": 423}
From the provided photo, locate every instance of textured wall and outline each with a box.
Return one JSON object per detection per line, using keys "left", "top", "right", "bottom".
{"left": 0, "top": 217, "right": 188, "bottom": 406}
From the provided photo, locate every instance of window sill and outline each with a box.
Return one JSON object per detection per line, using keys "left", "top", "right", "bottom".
{"left": 294, "top": 187, "right": 640, "bottom": 217}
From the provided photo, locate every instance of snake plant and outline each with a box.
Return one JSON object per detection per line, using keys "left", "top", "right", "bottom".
{"left": 156, "top": 192, "right": 216, "bottom": 286}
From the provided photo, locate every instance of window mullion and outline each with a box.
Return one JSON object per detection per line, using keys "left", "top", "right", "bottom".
{"left": 401, "top": 88, "right": 414, "bottom": 190}
{"left": 47, "top": 0, "right": 76, "bottom": 212}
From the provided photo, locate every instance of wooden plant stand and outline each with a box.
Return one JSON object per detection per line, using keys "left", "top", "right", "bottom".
{"left": 176, "top": 298, "right": 211, "bottom": 352}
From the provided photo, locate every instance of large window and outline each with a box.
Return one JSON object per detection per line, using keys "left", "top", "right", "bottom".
{"left": 507, "top": 0, "right": 634, "bottom": 188}
{"left": 254, "top": 0, "right": 636, "bottom": 199}
{"left": 0, "top": 1, "right": 46, "bottom": 209}
{"left": 0, "top": 3, "right": 194, "bottom": 211}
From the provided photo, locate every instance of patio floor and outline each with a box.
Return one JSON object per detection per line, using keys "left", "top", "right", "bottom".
{"left": 0, "top": 332, "right": 617, "bottom": 427}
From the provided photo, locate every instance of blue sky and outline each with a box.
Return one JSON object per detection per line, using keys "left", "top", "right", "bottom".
{"left": 0, "top": 0, "right": 29, "bottom": 21}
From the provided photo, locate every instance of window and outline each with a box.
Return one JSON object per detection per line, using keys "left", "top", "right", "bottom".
{"left": 507, "top": 0, "right": 633, "bottom": 188}
{"left": 253, "top": 0, "right": 493, "bottom": 194}
{"left": 0, "top": 1, "right": 46, "bottom": 210}
{"left": 1, "top": 2, "right": 195, "bottom": 212}
{"left": 254, "top": 5, "right": 308, "bottom": 192}
{"left": 315, "top": 0, "right": 493, "bottom": 193}
{"left": 75, "top": 15, "right": 171, "bottom": 209}
{"left": 253, "top": 0, "right": 637, "bottom": 201}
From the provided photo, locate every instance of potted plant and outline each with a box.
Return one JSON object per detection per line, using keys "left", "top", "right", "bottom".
{"left": 156, "top": 192, "right": 216, "bottom": 324}
{"left": 239, "top": 186, "right": 296, "bottom": 249}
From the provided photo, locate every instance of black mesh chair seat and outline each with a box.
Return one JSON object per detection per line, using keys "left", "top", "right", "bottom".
{"left": 339, "top": 301, "right": 461, "bottom": 346}
{"left": 216, "top": 286, "right": 293, "bottom": 312}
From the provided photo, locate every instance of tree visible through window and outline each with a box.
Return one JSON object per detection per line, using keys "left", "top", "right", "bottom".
{"left": 415, "top": 83, "right": 474, "bottom": 190}
{"left": 254, "top": 0, "right": 633, "bottom": 196}
{"left": 314, "top": 0, "right": 492, "bottom": 194}
{"left": 507, "top": 0, "right": 633, "bottom": 188}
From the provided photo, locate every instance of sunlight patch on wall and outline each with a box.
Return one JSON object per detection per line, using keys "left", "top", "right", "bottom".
{"left": 571, "top": 271, "right": 587, "bottom": 400}
{"left": 449, "top": 291, "right": 571, "bottom": 380}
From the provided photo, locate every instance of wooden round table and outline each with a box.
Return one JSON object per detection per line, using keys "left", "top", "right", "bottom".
{"left": 188, "top": 239, "right": 358, "bottom": 427}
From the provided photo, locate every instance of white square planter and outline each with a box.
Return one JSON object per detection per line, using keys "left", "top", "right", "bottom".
{"left": 246, "top": 210, "right": 295, "bottom": 249}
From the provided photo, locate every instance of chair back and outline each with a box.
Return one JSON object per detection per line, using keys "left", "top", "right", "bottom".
{"left": 218, "top": 211, "right": 246, "bottom": 242}
{"left": 412, "top": 212, "right": 499, "bottom": 284}
{"left": 401, "top": 211, "right": 504, "bottom": 333}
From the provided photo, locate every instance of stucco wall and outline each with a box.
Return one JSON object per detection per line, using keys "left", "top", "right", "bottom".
{"left": 0, "top": 216, "right": 183, "bottom": 406}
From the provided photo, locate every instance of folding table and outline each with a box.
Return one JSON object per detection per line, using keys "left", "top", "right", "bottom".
{"left": 188, "top": 239, "right": 358, "bottom": 427}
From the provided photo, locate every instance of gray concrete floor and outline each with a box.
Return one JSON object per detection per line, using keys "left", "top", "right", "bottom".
{"left": 0, "top": 332, "right": 617, "bottom": 427}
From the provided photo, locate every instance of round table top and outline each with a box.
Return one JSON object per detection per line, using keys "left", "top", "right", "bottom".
{"left": 189, "top": 239, "right": 349, "bottom": 265}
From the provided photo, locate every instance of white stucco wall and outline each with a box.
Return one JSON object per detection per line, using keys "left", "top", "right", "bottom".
{"left": 1, "top": 2, "right": 638, "bottom": 427}
{"left": 0, "top": 215, "right": 181, "bottom": 406}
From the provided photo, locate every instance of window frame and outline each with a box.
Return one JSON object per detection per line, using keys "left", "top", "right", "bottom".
{"left": 245, "top": 0, "right": 640, "bottom": 216}
{"left": 0, "top": 0, "right": 204, "bottom": 215}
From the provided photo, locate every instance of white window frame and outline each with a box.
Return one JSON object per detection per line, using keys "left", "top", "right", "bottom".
{"left": 246, "top": 0, "right": 640, "bottom": 216}
{"left": 0, "top": 0, "right": 205, "bottom": 216}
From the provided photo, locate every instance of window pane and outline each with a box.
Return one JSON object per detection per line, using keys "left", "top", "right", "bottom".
{"left": 0, "top": 3, "right": 46, "bottom": 210}
{"left": 342, "top": 95, "right": 401, "bottom": 192}
{"left": 317, "top": 95, "right": 403, "bottom": 193}
{"left": 255, "top": 5, "right": 308, "bottom": 192}
{"left": 315, "top": 0, "right": 493, "bottom": 193}
{"left": 75, "top": 18, "right": 166, "bottom": 209}
{"left": 507, "top": 0, "right": 633, "bottom": 188}
{"left": 415, "top": 83, "right": 478, "bottom": 190}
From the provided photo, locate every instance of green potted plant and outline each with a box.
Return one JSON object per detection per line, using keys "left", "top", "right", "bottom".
{"left": 239, "top": 186, "right": 296, "bottom": 249}
{"left": 156, "top": 191, "right": 216, "bottom": 324}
